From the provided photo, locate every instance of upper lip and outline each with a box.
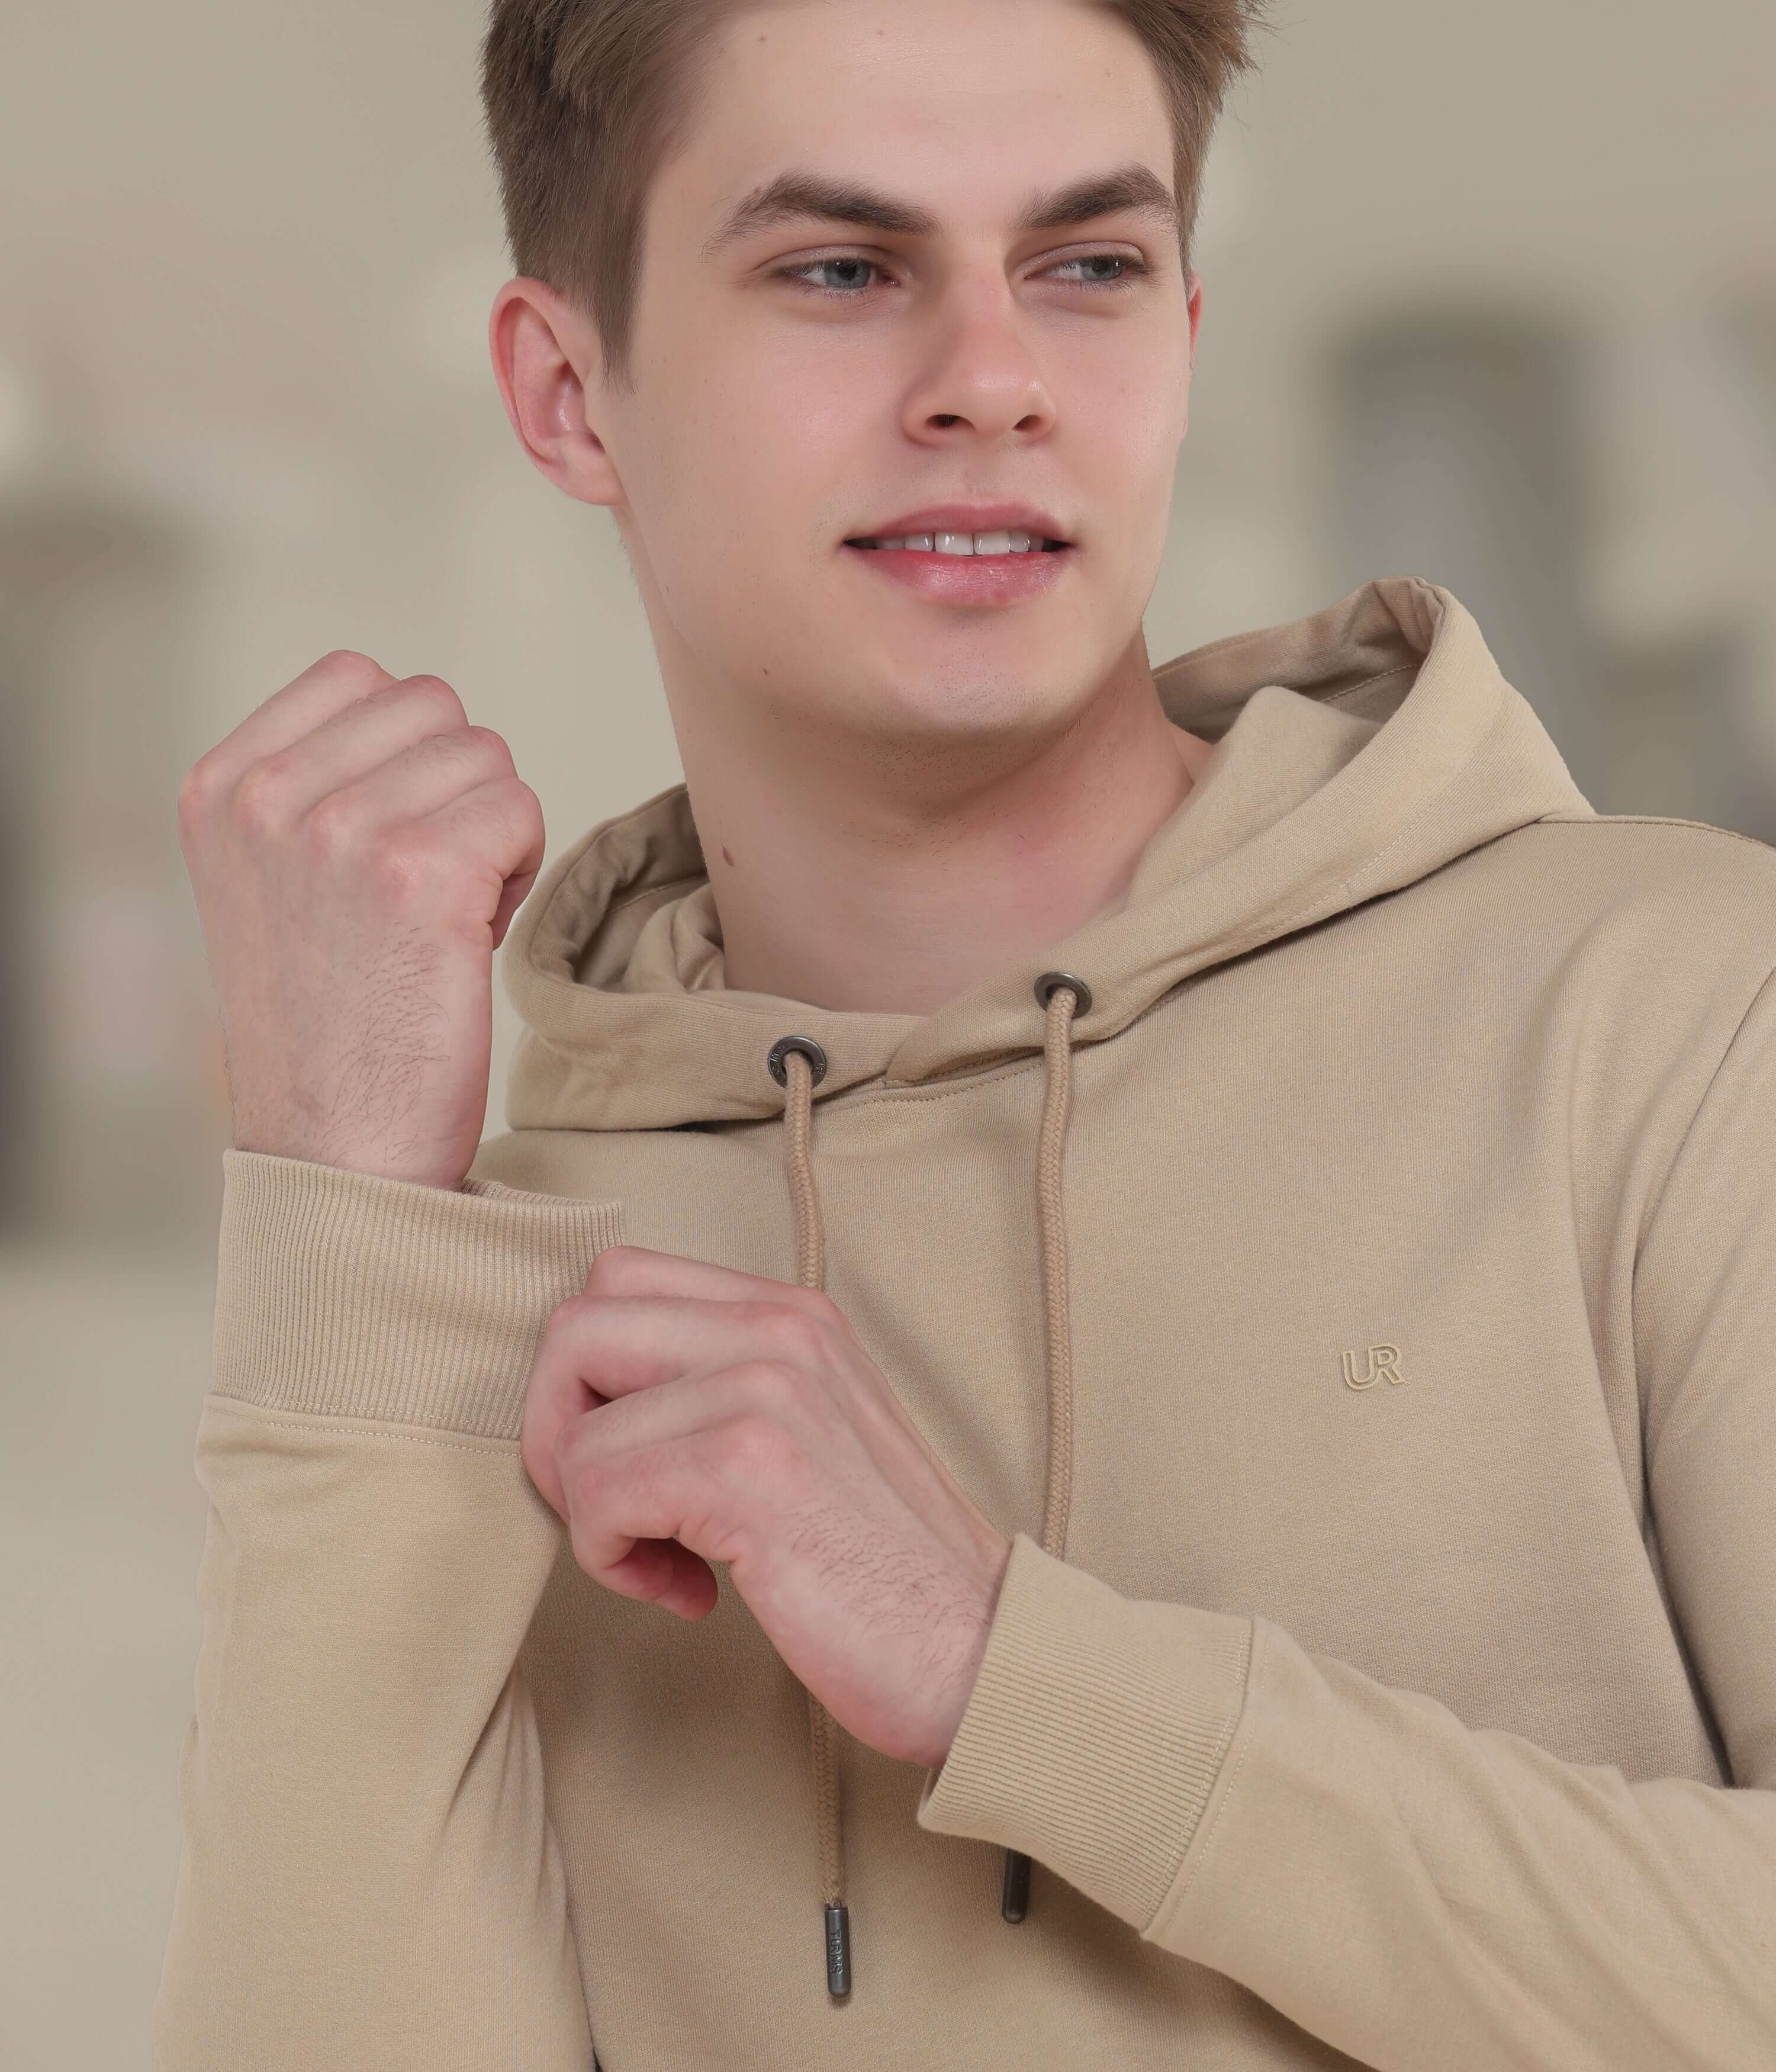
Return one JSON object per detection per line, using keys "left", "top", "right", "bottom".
{"left": 847, "top": 503, "right": 1072, "bottom": 543}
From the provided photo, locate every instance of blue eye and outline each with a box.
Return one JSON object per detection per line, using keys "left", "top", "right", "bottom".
{"left": 784, "top": 256, "right": 881, "bottom": 296}
{"left": 773, "top": 252, "right": 1150, "bottom": 298}
{"left": 1049, "top": 255, "right": 1148, "bottom": 288}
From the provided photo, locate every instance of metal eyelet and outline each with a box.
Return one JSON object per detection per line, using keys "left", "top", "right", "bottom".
{"left": 1034, "top": 970, "right": 1092, "bottom": 1016}
{"left": 766, "top": 1034, "right": 829, "bottom": 1089}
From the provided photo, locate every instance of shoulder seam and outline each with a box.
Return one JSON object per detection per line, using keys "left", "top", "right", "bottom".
{"left": 1532, "top": 810, "right": 1776, "bottom": 859}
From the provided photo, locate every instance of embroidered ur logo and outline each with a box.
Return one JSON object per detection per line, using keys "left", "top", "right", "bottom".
{"left": 1342, "top": 1344, "right": 1404, "bottom": 1390}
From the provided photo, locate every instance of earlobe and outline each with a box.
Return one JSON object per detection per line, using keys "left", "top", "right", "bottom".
{"left": 487, "top": 277, "right": 625, "bottom": 508}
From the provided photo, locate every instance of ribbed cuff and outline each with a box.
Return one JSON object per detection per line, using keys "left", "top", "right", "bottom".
{"left": 211, "top": 1148, "right": 625, "bottom": 1439}
{"left": 915, "top": 1532, "right": 1254, "bottom": 1932}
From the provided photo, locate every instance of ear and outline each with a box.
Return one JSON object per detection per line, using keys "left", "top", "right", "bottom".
{"left": 488, "top": 276, "right": 624, "bottom": 507}
{"left": 1184, "top": 269, "right": 1204, "bottom": 377}
{"left": 1173, "top": 269, "right": 1205, "bottom": 447}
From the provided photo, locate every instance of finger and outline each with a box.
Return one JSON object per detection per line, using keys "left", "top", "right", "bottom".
{"left": 239, "top": 675, "right": 474, "bottom": 822}
{"left": 491, "top": 860, "right": 540, "bottom": 948}
{"left": 526, "top": 1286, "right": 937, "bottom": 1537}
{"left": 538, "top": 1359, "right": 811, "bottom": 1513}
{"left": 520, "top": 1343, "right": 812, "bottom": 1558}
{"left": 600, "top": 1537, "right": 719, "bottom": 1621}
{"left": 554, "top": 1425, "right": 728, "bottom": 1609}
{"left": 532, "top": 1293, "right": 832, "bottom": 1408}
{"left": 581, "top": 1260, "right": 935, "bottom": 1462}
{"left": 522, "top": 1310, "right": 738, "bottom": 1525}
{"left": 303, "top": 725, "right": 511, "bottom": 829}
{"left": 419, "top": 774, "right": 547, "bottom": 932}
{"left": 197, "top": 650, "right": 403, "bottom": 786}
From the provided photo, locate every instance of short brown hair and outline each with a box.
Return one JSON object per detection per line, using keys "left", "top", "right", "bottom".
{"left": 481, "top": 0, "right": 1268, "bottom": 394}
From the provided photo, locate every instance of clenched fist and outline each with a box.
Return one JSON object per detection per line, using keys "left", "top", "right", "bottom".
{"left": 176, "top": 651, "right": 546, "bottom": 1192}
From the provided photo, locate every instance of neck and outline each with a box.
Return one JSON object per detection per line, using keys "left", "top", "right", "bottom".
{"left": 671, "top": 645, "right": 1217, "bottom": 1017}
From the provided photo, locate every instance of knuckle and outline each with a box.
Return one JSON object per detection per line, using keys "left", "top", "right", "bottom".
{"left": 755, "top": 1302, "right": 828, "bottom": 1362}
{"left": 725, "top": 1401, "right": 802, "bottom": 1484}
{"left": 491, "top": 776, "right": 546, "bottom": 851}
{"left": 316, "top": 646, "right": 379, "bottom": 675}
{"left": 584, "top": 1244, "right": 645, "bottom": 1293}
{"left": 363, "top": 828, "right": 439, "bottom": 901}
{"left": 398, "top": 672, "right": 466, "bottom": 722}
{"left": 461, "top": 724, "right": 517, "bottom": 776}
{"left": 800, "top": 1285, "right": 848, "bottom": 1333}
{"left": 301, "top": 787, "right": 364, "bottom": 858}
{"left": 231, "top": 757, "right": 295, "bottom": 837}
{"left": 735, "top": 1357, "right": 805, "bottom": 1416}
{"left": 176, "top": 755, "right": 220, "bottom": 834}
{"left": 774, "top": 1280, "right": 846, "bottom": 1331}
{"left": 542, "top": 1288, "right": 599, "bottom": 1341}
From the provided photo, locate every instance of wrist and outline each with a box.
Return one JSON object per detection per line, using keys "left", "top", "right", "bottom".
{"left": 922, "top": 1530, "right": 1012, "bottom": 1771}
{"left": 231, "top": 1128, "right": 466, "bottom": 1192}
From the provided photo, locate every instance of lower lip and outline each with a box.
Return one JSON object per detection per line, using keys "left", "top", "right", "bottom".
{"left": 843, "top": 542, "right": 1074, "bottom": 604}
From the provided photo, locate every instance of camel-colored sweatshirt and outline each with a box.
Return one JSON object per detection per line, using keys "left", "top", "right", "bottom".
{"left": 153, "top": 577, "right": 1776, "bottom": 2070}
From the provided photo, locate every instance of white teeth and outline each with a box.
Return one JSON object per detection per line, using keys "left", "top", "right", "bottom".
{"left": 871, "top": 528, "right": 1045, "bottom": 554}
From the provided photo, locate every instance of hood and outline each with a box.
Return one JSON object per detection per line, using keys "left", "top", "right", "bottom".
{"left": 497, "top": 573, "right": 1594, "bottom": 1998}
{"left": 502, "top": 576, "right": 1591, "bottom": 1131}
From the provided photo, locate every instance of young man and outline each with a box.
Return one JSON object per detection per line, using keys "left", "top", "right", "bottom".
{"left": 156, "top": 1, "right": 1776, "bottom": 2067}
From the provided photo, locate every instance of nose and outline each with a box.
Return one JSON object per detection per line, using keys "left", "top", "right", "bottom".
{"left": 901, "top": 278, "right": 1057, "bottom": 444}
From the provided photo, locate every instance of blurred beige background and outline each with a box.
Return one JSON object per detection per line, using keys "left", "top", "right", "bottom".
{"left": 4, "top": 2, "right": 1774, "bottom": 2063}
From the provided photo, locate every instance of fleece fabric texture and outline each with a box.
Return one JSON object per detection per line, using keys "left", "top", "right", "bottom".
{"left": 153, "top": 577, "right": 1776, "bottom": 2070}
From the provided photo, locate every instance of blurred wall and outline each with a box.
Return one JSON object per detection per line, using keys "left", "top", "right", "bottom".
{"left": 2, "top": 3, "right": 1774, "bottom": 2065}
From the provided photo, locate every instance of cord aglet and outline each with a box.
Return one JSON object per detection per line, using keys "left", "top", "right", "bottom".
{"left": 824, "top": 1900, "right": 851, "bottom": 1998}
{"left": 1002, "top": 1847, "right": 1031, "bottom": 1923}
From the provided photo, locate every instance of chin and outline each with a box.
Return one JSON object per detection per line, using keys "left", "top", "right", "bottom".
{"left": 829, "top": 660, "right": 1079, "bottom": 748}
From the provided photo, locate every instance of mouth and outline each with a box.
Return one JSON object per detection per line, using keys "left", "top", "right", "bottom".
{"left": 839, "top": 532, "right": 1076, "bottom": 605}
{"left": 842, "top": 533, "right": 1072, "bottom": 555}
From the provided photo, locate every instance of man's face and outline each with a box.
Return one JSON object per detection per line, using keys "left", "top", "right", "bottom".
{"left": 594, "top": 0, "right": 1199, "bottom": 752}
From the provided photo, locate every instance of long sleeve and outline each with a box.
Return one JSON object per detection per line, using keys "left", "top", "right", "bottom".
{"left": 918, "top": 966, "right": 1776, "bottom": 2072}
{"left": 152, "top": 1150, "right": 623, "bottom": 2072}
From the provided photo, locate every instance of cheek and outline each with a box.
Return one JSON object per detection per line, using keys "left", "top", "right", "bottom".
{"left": 667, "top": 359, "right": 844, "bottom": 541}
{"left": 637, "top": 482, "right": 810, "bottom": 675}
{"left": 651, "top": 383, "right": 867, "bottom": 623}
{"left": 649, "top": 514, "right": 789, "bottom": 657}
{"left": 678, "top": 326, "right": 855, "bottom": 491}
{"left": 1072, "top": 347, "right": 1189, "bottom": 492}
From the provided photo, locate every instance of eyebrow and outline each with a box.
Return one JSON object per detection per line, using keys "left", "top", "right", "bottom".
{"left": 699, "top": 161, "right": 1180, "bottom": 263}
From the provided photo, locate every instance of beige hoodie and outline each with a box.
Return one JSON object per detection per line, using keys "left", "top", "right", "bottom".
{"left": 154, "top": 577, "right": 1776, "bottom": 2070}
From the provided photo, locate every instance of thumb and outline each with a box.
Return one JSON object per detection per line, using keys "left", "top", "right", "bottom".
{"left": 490, "top": 868, "right": 540, "bottom": 948}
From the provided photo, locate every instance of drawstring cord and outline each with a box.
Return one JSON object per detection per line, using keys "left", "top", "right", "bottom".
{"left": 773, "top": 1035, "right": 851, "bottom": 1999}
{"left": 1002, "top": 969, "right": 1088, "bottom": 1922}
{"left": 767, "top": 969, "right": 1090, "bottom": 2000}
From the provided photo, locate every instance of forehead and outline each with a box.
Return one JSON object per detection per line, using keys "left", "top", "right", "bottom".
{"left": 665, "top": 0, "right": 1175, "bottom": 233}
